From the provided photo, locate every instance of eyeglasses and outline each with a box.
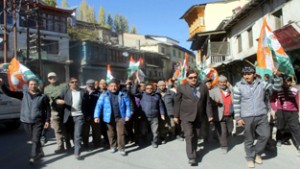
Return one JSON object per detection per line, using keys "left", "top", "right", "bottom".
{"left": 146, "top": 88, "right": 153, "bottom": 90}
{"left": 48, "top": 77, "right": 56, "bottom": 80}
{"left": 188, "top": 76, "right": 198, "bottom": 79}
{"left": 70, "top": 81, "right": 78, "bottom": 84}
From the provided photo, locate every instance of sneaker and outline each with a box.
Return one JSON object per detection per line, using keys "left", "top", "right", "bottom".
{"left": 161, "top": 140, "right": 167, "bottom": 144}
{"left": 276, "top": 140, "right": 282, "bottom": 147}
{"left": 221, "top": 147, "right": 228, "bottom": 154}
{"left": 176, "top": 136, "right": 184, "bottom": 141}
{"left": 110, "top": 147, "right": 117, "bottom": 153}
{"left": 247, "top": 160, "right": 255, "bottom": 168}
{"left": 29, "top": 158, "right": 35, "bottom": 165}
{"left": 255, "top": 154, "right": 262, "bottom": 164}
{"left": 152, "top": 143, "right": 158, "bottom": 148}
{"left": 75, "top": 155, "right": 84, "bottom": 160}
{"left": 188, "top": 159, "right": 197, "bottom": 166}
{"left": 27, "top": 140, "right": 32, "bottom": 144}
{"left": 119, "top": 150, "right": 127, "bottom": 156}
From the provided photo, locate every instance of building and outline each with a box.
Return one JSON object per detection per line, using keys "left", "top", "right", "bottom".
{"left": 180, "top": 0, "right": 249, "bottom": 73}
{"left": 0, "top": 0, "right": 73, "bottom": 82}
{"left": 69, "top": 40, "right": 166, "bottom": 84}
{"left": 223, "top": 0, "right": 300, "bottom": 83}
{"left": 122, "top": 33, "right": 195, "bottom": 80}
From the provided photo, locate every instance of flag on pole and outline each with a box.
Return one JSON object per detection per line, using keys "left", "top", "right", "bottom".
{"left": 128, "top": 56, "right": 140, "bottom": 77}
{"left": 7, "top": 57, "right": 39, "bottom": 91}
{"left": 106, "top": 64, "right": 114, "bottom": 83}
{"left": 0, "top": 63, "right": 9, "bottom": 72}
{"left": 136, "top": 69, "right": 145, "bottom": 83}
{"left": 256, "top": 18, "right": 295, "bottom": 77}
{"left": 196, "top": 51, "right": 202, "bottom": 71}
{"left": 179, "top": 53, "right": 189, "bottom": 84}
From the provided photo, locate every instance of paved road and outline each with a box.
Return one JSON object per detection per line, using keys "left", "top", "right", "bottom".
{"left": 0, "top": 125, "right": 300, "bottom": 169}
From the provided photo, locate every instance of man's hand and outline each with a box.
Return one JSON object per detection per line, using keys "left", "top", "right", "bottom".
{"left": 0, "top": 78, "right": 4, "bottom": 86}
{"left": 44, "top": 122, "right": 50, "bottom": 129}
{"left": 125, "top": 117, "right": 130, "bottom": 122}
{"left": 237, "top": 119, "right": 245, "bottom": 127}
{"left": 173, "top": 117, "right": 179, "bottom": 124}
{"left": 56, "top": 99, "right": 65, "bottom": 105}
{"left": 94, "top": 118, "right": 100, "bottom": 123}
{"left": 208, "top": 117, "right": 213, "bottom": 122}
{"left": 161, "top": 115, "right": 165, "bottom": 120}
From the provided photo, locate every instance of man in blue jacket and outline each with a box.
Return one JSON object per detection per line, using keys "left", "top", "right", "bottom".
{"left": 94, "top": 79, "right": 131, "bottom": 156}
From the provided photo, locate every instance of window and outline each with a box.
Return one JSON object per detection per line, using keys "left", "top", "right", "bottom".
{"left": 161, "top": 47, "right": 165, "bottom": 54}
{"left": 237, "top": 35, "right": 242, "bottom": 53}
{"left": 199, "top": 16, "right": 205, "bottom": 26}
{"left": 173, "top": 49, "right": 176, "bottom": 57}
{"left": 41, "top": 40, "right": 59, "bottom": 54}
{"left": 272, "top": 9, "right": 283, "bottom": 30}
{"left": 247, "top": 28, "right": 253, "bottom": 47}
{"left": 0, "top": 34, "right": 8, "bottom": 50}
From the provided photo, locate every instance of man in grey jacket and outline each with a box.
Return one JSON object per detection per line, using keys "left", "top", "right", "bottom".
{"left": 233, "top": 66, "right": 280, "bottom": 168}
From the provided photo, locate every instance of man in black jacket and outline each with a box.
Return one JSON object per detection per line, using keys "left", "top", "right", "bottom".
{"left": 174, "top": 70, "right": 213, "bottom": 166}
{"left": 56, "top": 77, "right": 85, "bottom": 160}
{"left": 0, "top": 78, "right": 50, "bottom": 165}
{"left": 82, "top": 79, "right": 101, "bottom": 149}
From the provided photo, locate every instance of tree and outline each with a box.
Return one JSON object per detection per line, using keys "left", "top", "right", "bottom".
{"left": 43, "top": 0, "right": 57, "bottom": 7}
{"left": 107, "top": 13, "right": 113, "bottom": 29}
{"left": 113, "top": 14, "right": 129, "bottom": 33}
{"left": 113, "top": 13, "right": 120, "bottom": 33}
{"left": 79, "top": 0, "right": 88, "bottom": 21}
{"left": 61, "top": 0, "right": 69, "bottom": 7}
{"left": 98, "top": 6, "right": 106, "bottom": 26}
{"left": 130, "top": 25, "right": 137, "bottom": 34}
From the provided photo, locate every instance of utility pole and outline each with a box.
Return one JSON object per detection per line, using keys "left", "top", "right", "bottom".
{"left": 13, "top": 0, "right": 17, "bottom": 58}
{"left": 26, "top": 1, "right": 30, "bottom": 64}
{"left": 35, "top": 0, "right": 42, "bottom": 77}
{"left": 3, "top": 0, "right": 7, "bottom": 63}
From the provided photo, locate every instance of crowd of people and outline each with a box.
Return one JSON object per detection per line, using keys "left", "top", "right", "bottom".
{"left": 0, "top": 66, "right": 300, "bottom": 168}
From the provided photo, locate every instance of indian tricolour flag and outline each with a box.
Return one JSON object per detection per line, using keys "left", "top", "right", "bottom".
{"left": 7, "top": 57, "right": 39, "bottom": 91}
{"left": 106, "top": 64, "right": 114, "bottom": 83}
{"left": 257, "top": 18, "right": 295, "bottom": 77}
{"left": 128, "top": 56, "right": 140, "bottom": 77}
{"left": 179, "top": 53, "right": 189, "bottom": 84}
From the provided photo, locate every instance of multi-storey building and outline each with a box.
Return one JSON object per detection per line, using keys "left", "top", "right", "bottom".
{"left": 122, "top": 33, "right": 195, "bottom": 79}
{"left": 0, "top": 0, "right": 73, "bottom": 82}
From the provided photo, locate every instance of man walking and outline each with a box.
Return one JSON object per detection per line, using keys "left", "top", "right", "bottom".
{"left": 56, "top": 77, "right": 85, "bottom": 160}
{"left": 0, "top": 78, "right": 50, "bottom": 164}
{"left": 174, "top": 70, "right": 213, "bottom": 166}
{"left": 209, "top": 75, "right": 234, "bottom": 153}
{"left": 233, "top": 66, "right": 280, "bottom": 168}
{"left": 94, "top": 79, "right": 131, "bottom": 156}
{"left": 44, "top": 72, "right": 66, "bottom": 153}
{"left": 82, "top": 79, "right": 101, "bottom": 149}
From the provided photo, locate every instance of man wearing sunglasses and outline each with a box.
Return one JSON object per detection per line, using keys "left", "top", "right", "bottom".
{"left": 56, "top": 77, "right": 85, "bottom": 160}
{"left": 174, "top": 70, "right": 213, "bottom": 166}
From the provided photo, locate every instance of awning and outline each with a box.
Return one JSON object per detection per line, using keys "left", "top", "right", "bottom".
{"left": 273, "top": 22, "right": 300, "bottom": 51}
{"left": 190, "top": 30, "right": 226, "bottom": 50}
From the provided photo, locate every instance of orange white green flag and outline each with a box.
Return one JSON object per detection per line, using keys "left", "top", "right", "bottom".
{"left": 7, "top": 57, "right": 39, "bottom": 91}
{"left": 178, "top": 53, "right": 189, "bottom": 84}
{"left": 106, "top": 64, "right": 114, "bottom": 83}
{"left": 256, "top": 18, "right": 295, "bottom": 76}
{"left": 128, "top": 56, "right": 140, "bottom": 77}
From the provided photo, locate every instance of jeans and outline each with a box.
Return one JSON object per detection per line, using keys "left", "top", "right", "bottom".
{"left": 147, "top": 117, "right": 159, "bottom": 144}
{"left": 23, "top": 122, "right": 44, "bottom": 158}
{"left": 64, "top": 115, "right": 84, "bottom": 155}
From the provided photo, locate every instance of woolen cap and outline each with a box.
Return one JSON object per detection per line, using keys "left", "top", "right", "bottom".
{"left": 218, "top": 75, "right": 227, "bottom": 81}
{"left": 86, "top": 79, "right": 95, "bottom": 86}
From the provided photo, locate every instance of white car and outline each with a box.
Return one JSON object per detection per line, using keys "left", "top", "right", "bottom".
{"left": 0, "top": 72, "right": 21, "bottom": 130}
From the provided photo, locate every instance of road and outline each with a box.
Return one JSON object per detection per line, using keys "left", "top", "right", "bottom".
{"left": 0, "top": 124, "right": 299, "bottom": 169}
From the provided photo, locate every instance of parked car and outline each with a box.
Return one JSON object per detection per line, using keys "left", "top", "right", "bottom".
{"left": 0, "top": 72, "right": 21, "bottom": 130}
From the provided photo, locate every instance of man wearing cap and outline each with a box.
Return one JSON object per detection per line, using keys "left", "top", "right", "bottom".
{"left": 209, "top": 75, "right": 233, "bottom": 154}
{"left": 44, "top": 72, "right": 67, "bottom": 153}
{"left": 233, "top": 66, "right": 281, "bottom": 168}
{"left": 82, "top": 79, "right": 101, "bottom": 149}
{"left": 157, "top": 80, "right": 176, "bottom": 143}
{"left": 94, "top": 79, "right": 131, "bottom": 156}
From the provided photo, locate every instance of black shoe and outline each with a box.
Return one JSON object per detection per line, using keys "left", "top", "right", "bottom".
{"left": 75, "top": 155, "right": 84, "bottom": 160}
{"left": 188, "top": 159, "right": 197, "bottom": 165}
{"left": 54, "top": 147, "right": 65, "bottom": 154}
{"left": 152, "top": 143, "right": 158, "bottom": 148}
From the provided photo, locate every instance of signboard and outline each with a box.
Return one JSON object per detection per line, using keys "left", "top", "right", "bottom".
{"left": 274, "top": 23, "right": 300, "bottom": 51}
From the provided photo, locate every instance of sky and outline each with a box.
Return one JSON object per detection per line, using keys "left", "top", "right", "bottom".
{"left": 57, "top": 0, "right": 217, "bottom": 51}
